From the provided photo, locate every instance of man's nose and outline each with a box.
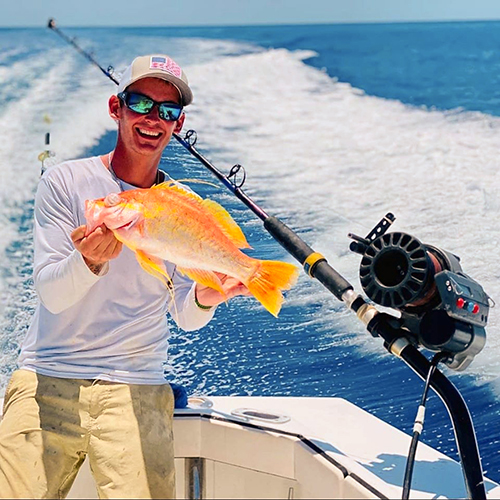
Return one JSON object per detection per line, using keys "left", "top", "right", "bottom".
{"left": 145, "top": 104, "right": 161, "bottom": 121}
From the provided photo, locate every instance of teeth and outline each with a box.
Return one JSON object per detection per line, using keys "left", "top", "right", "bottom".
{"left": 138, "top": 128, "right": 160, "bottom": 137}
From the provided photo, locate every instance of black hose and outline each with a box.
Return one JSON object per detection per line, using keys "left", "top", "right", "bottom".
{"left": 368, "top": 314, "right": 486, "bottom": 500}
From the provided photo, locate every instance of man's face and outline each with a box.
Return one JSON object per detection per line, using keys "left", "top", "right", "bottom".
{"left": 111, "top": 77, "right": 185, "bottom": 156}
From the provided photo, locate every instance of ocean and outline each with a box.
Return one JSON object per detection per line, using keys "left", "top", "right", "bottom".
{"left": 0, "top": 21, "right": 499, "bottom": 487}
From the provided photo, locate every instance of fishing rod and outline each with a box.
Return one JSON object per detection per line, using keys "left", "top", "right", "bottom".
{"left": 47, "top": 19, "right": 119, "bottom": 85}
{"left": 47, "top": 19, "right": 489, "bottom": 499}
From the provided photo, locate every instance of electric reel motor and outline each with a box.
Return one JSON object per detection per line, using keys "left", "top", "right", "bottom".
{"left": 349, "top": 214, "right": 490, "bottom": 371}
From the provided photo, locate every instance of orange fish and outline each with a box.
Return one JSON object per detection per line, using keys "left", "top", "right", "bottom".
{"left": 85, "top": 182, "right": 299, "bottom": 316}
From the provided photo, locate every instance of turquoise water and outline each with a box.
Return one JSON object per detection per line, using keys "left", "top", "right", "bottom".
{"left": 1, "top": 22, "right": 500, "bottom": 486}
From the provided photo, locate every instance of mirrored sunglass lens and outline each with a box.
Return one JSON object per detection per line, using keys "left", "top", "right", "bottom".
{"left": 127, "top": 94, "right": 154, "bottom": 114}
{"left": 159, "top": 105, "right": 182, "bottom": 121}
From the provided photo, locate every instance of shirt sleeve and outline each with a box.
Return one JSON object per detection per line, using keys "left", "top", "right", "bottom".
{"left": 33, "top": 174, "right": 106, "bottom": 314}
{"left": 166, "top": 266, "right": 217, "bottom": 331}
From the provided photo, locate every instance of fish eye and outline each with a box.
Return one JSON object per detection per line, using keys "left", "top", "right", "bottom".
{"left": 105, "top": 193, "right": 121, "bottom": 207}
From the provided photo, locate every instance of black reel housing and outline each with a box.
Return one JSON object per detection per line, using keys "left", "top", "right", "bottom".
{"left": 359, "top": 231, "right": 433, "bottom": 310}
{"left": 349, "top": 214, "right": 489, "bottom": 371}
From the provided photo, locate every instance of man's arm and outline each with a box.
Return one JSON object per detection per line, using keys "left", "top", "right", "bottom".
{"left": 168, "top": 271, "right": 250, "bottom": 332}
{"left": 33, "top": 175, "right": 122, "bottom": 314}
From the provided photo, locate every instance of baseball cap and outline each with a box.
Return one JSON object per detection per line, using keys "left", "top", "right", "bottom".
{"left": 117, "top": 55, "right": 193, "bottom": 106}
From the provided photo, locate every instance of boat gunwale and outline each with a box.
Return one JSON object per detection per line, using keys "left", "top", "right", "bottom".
{"left": 175, "top": 411, "right": 388, "bottom": 499}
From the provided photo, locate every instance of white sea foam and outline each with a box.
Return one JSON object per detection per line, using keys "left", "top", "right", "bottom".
{"left": 0, "top": 49, "right": 115, "bottom": 215}
{"left": 0, "top": 47, "right": 25, "bottom": 64}
{"left": 184, "top": 47, "right": 500, "bottom": 385}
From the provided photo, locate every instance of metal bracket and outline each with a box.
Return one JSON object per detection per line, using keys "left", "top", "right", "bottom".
{"left": 348, "top": 212, "right": 396, "bottom": 255}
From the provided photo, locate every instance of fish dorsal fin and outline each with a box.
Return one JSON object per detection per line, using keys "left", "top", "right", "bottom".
{"left": 152, "top": 180, "right": 201, "bottom": 199}
{"left": 201, "top": 198, "right": 251, "bottom": 249}
{"left": 152, "top": 180, "right": 186, "bottom": 191}
{"left": 152, "top": 181, "right": 202, "bottom": 202}
{"left": 152, "top": 182, "right": 251, "bottom": 249}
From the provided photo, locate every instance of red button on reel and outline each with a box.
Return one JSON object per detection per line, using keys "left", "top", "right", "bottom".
{"left": 457, "top": 297, "right": 480, "bottom": 314}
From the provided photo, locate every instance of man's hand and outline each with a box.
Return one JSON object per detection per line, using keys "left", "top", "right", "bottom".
{"left": 195, "top": 273, "right": 251, "bottom": 309}
{"left": 71, "top": 225, "right": 123, "bottom": 275}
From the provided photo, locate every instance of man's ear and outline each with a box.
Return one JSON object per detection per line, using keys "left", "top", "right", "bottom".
{"left": 109, "top": 95, "right": 121, "bottom": 121}
{"left": 174, "top": 112, "right": 186, "bottom": 133}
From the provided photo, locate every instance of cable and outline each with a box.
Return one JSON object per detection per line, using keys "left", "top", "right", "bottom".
{"left": 402, "top": 352, "right": 447, "bottom": 499}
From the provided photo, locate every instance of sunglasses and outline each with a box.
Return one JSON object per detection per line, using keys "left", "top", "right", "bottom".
{"left": 117, "top": 91, "right": 183, "bottom": 121}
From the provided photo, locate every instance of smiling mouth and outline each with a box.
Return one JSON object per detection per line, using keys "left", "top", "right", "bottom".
{"left": 136, "top": 127, "right": 162, "bottom": 139}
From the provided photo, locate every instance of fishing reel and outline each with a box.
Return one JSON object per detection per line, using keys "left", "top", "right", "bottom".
{"left": 349, "top": 214, "right": 490, "bottom": 371}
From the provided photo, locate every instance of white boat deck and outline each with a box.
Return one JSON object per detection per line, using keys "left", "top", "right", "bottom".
{"left": 65, "top": 395, "right": 500, "bottom": 499}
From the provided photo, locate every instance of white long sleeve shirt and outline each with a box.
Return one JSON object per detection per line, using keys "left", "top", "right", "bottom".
{"left": 18, "top": 156, "right": 215, "bottom": 384}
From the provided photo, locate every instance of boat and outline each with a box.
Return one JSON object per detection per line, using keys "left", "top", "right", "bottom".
{"left": 1, "top": 394, "right": 499, "bottom": 498}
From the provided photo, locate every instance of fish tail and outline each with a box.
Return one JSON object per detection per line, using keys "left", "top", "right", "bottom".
{"left": 246, "top": 260, "right": 299, "bottom": 317}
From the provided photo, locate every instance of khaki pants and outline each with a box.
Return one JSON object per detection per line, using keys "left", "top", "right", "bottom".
{"left": 0, "top": 370, "right": 175, "bottom": 499}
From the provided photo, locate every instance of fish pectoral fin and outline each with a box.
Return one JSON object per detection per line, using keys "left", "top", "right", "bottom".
{"left": 201, "top": 199, "right": 251, "bottom": 249}
{"left": 135, "top": 250, "right": 173, "bottom": 289}
{"left": 177, "top": 267, "right": 226, "bottom": 297}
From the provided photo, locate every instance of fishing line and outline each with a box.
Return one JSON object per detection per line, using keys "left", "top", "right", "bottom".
{"left": 170, "top": 179, "right": 221, "bottom": 190}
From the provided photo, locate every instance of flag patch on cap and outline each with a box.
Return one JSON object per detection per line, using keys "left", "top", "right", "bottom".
{"left": 150, "top": 56, "right": 182, "bottom": 77}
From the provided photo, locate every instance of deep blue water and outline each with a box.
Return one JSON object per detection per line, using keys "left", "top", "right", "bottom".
{"left": 1, "top": 21, "right": 500, "bottom": 489}
{"left": 73, "top": 21, "right": 500, "bottom": 114}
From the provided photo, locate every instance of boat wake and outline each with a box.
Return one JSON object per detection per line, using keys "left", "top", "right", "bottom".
{"left": 0, "top": 32, "right": 498, "bottom": 399}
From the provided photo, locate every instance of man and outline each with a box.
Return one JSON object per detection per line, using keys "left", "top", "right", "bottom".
{"left": 0, "top": 54, "right": 247, "bottom": 498}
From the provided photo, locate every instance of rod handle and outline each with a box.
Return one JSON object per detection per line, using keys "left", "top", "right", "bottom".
{"left": 264, "top": 216, "right": 352, "bottom": 300}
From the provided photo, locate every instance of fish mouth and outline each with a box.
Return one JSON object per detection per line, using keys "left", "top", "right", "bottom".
{"left": 113, "top": 213, "right": 143, "bottom": 232}
{"left": 116, "top": 220, "right": 134, "bottom": 230}
{"left": 84, "top": 199, "right": 101, "bottom": 236}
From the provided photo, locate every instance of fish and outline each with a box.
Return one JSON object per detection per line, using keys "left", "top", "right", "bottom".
{"left": 84, "top": 181, "right": 299, "bottom": 316}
